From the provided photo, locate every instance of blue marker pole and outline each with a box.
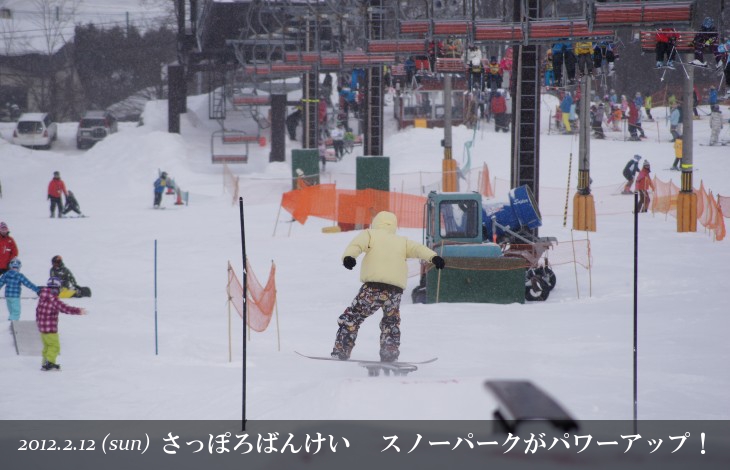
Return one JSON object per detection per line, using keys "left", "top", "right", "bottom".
{"left": 154, "top": 239, "right": 159, "bottom": 356}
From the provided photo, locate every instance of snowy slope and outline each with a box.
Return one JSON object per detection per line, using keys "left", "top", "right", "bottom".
{"left": 0, "top": 88, "right": 729, "bottom": 421}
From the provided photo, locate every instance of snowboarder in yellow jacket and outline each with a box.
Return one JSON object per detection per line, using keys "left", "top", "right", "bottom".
{"left": 574, "top": 41, "right": 594, "bottom": 78}
{"left": 331, "top": 211, "right": 445, "bottom": 362}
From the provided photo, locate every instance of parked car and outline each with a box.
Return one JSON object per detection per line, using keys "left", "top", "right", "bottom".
{"left": 12, "top": 113, "right": 58, "bottom": 150}
{"left": 76, "top": 110, "right": 118, "bottom": 149}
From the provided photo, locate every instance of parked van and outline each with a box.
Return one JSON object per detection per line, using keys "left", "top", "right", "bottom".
{"left": 76, "top": 110, "right": 118, "bottom": 149}
{"left": 13, "top": 113, "right": 58, "bottom": 150}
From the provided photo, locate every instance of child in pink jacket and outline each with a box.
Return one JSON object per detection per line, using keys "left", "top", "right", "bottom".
{"left": 36, "top": 277, "right": 87, "bottom": 371}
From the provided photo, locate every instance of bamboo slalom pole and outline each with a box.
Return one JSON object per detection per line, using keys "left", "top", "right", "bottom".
{"left": 587, "top": 231, "right": 593, "bottom": 297}
{"left": 570, "top": 230, "right": 580, "bottom": 299}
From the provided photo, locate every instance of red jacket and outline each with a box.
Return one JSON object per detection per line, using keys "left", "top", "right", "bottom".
{"left": 656, "top": 28, "right": 679, "bottom": 43}
{"left": 635, "top": 168, "right": 655, "bottom": 192}
{"left": 0, "top": 234, "right": 19, "bottom": 270}
{"left": 48, "top": 178, "right": 68, "bottom": 199}
{"left": 628, "top": 102, "right": 638, "bottom": 125}
{"left": 491, "top": 95, "right": 507, "bottom": 114}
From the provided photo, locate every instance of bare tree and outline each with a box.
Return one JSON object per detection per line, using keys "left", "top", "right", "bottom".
{"left": 0, "top": 10, "right": 31, "bottom": 55}
{"left": 30, "top": 0, "right": 79, "bottom": 56}
{"left": 25, "top": 0, "right": 83, "bottom": 118}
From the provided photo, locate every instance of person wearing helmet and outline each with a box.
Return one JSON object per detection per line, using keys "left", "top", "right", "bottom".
{"left": 153, "top": 171, "right": 169, "bottom": 209}
{"left": 690, "top": 16, "right": 722, "bottom": 69}
{"left": 0, "top": 257, "right": 40, "bottom": 321}
{"left": 36, "top": 277, "right": 87, "bottom": 371}
{"left": 47, "top": 171, "right": 68, "bottom": 218}
{"left": 0, "top": 221, "right": 19, "bottom": 275}
{"left": 635, "top": 160, "right": 656, "bottom": 212}
{"left": 50, "top": 255, "right": 90, "bottom": 298}
{"left": 622, "top": 154, "right": 642, "bottom": 194}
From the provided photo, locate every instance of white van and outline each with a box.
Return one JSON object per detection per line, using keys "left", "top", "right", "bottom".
{"left": 13, "top": 113, "right": 58, "bottom": 150}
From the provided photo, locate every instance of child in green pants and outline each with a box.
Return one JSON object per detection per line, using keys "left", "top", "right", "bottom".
{"left": 36, "top": 277, "right": 87, "bottom": 371}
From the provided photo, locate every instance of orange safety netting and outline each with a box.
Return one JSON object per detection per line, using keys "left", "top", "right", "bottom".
{"left": 652, "top": 177, "right": 726, "bottom": 241}
{"left": 718, "top": 195, "right": 730, "bottom": 218}
{"left": 280, "top": 184, "right": 427, "bottom": 228}
{"left": 651, "top": 176, "right": 679, "bottom": 216}
{"left": 227, "top": 261, "right": 277, "bottom": 332}
{"left": 478, "top": 162, "right": 495, "bottom": 198}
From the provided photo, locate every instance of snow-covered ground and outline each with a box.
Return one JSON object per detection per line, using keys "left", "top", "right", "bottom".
{"left": 0, "top": 87, "right": 729, "bottom": 422}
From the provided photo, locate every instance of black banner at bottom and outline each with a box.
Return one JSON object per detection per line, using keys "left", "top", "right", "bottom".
{"left": 1, "top": 420, "right": 727, "bottom": 470}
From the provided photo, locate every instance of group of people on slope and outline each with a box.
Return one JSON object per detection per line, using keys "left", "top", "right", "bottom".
{"left": 0, "top": 224, "right": 89, "bottom": 371}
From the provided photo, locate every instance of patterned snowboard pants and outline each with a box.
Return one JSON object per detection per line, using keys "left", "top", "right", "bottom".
{"left": 331, "top": 282, "right": 403, "bottom": 362}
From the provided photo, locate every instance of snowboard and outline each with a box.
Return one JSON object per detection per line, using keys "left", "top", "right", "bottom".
{"left": 699, "top": 143, "right": 728, "bottom": 146}
{"left": 295, "top": 351, "right": 437, "bottom": 376}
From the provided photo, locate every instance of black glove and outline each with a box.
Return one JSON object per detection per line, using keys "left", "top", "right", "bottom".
{"left": 343, "top": 256, "right": 356, "bottom": 270}
{"left": 432, "top": 255, "right": 445, "bottom": 270}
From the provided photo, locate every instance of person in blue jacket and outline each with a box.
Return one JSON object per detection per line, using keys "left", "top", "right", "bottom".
{"left": 552, "top": 42, "right": 576, "bottom": 86}
{"left": 560, "top": 91, "right": 574, "bottom": 133}
{"left": 0, "top": 258, "right": 40, "bottom": 321}
{"left": 708, "top": 86, "right": 718, "bottom": 106}
{"left": 153, "top": 171, "right": 169, "bottom": 209}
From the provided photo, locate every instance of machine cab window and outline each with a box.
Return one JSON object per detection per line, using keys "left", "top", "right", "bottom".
{"left": 439, "top": 199, "right": 480, "bottom": 240}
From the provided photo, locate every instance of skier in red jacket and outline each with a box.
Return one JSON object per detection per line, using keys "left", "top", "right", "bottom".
{"left": 47, "top": 171, "right": 68, "bottom": 218}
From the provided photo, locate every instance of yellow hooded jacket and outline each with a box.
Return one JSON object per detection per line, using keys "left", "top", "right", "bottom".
{"left": 574, "top": 41, "right": 593, "bottom": 55}
{"left": 342, "top": 211, "right": 437, "bottom": 290}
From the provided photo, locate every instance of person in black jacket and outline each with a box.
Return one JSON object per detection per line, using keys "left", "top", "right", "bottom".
{"left": 286, "top": 107, "right": 302, "bottom": 141}
{"left": 622, "top": 154, "right": 641, "bottom": 194}
{"left": 50, "top": 255, "right": 91, "bottom": 298}
{"left": 62, "top": 191, "right": 83, "bottom": 216}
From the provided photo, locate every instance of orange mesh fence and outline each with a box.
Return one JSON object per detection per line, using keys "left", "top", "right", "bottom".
{"left": 710, "top": 195, "right": 727, "bottom": 241}
{"left": 652, "top": 176, "right": 679, "bottom": 216}
{"left": 696, "top": 182, "right": 707, "bottom": 221}
{"left": 652, "top": 177, "right": 726, "bottom": 241}
{"left": 227, "top": 261, "right": 277, "bottom": 332}
{"left": 702, "top": 190, "right": 726, "bottom": 241}
{"left": 718, "top": 195, "right": 730, "bottom": 218}
{"left": 281, "top": 185, "right": 427, "bottom": 228}
{"left": 222, "top": 163, "right": 240, "bottom": 206}
{"left": 698, "top": 184, "right": 711, "bottom": 228}
{"left": 478, "top": 163, "right": 495, "bottom": 198}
